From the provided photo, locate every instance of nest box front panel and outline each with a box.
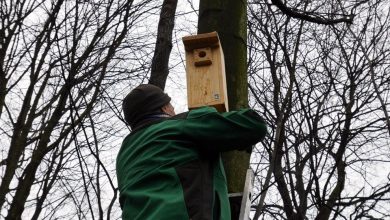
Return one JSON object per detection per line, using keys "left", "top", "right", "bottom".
{"left": 187, "top": 50, "right": 219, "bottom": 105}
{"left": 183, "top": 32, "right": 229, "bottom": 112}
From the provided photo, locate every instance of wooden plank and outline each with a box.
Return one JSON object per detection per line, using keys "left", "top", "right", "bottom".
{"left": 182, "top": 32, "right": 219, "bottom": 51}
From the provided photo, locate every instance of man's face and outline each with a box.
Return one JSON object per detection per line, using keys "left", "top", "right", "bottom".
{"left": 162, "top": 103, "right": 175, "bottom": 116}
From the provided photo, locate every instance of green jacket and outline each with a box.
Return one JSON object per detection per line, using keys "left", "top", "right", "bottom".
{"left": 116, "top": 107, "right": 267, "bottom": 220}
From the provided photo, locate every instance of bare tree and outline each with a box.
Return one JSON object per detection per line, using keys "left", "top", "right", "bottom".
{"left": 248, "top": 0, "right": 390, "bottom": 219}
{"left": 268, "top": 0, "right": 356, "bottom": 25}
{"left": 0, "top": 0, "right": 160, "bottom": 219}
{"left": 149, "top": 0, "right": 178, "bottom": 90}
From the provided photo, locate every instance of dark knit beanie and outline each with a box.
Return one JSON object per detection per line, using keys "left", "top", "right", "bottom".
{"left": 123, "top": 84, "right": 171, "bottom": 128}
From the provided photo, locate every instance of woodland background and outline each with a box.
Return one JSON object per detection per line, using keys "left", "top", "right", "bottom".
{"left": 0, "top": 0, "right": 389, "bottom": 219}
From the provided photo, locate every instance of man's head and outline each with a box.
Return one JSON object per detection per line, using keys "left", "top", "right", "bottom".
{"left": 123, "top": 84, "right": 175, "bottom": 128}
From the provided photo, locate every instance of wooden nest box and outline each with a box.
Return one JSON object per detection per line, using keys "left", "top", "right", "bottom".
{"left": 182, "top": 32, "right": 229, "bottom": 112}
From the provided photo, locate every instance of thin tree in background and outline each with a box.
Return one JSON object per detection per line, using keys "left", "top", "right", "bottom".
{"left": 149, "top": 0, "right": 178, "bottom": 90}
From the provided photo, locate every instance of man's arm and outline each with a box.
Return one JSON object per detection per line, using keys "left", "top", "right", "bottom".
{"left": 178, "top": 107, "right": 267, "bottom": 152}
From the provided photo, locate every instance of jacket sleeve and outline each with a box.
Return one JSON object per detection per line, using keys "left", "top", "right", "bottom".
{"left": 179, "top": 107, "right": 267, "bottom": 152}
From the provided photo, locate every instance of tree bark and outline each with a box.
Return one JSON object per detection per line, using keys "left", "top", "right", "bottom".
{"left": 198, "top": 0, "right": 248, "bottom": 194}
{"left": 149, "top": 0, "right": 178, "bottom": 90}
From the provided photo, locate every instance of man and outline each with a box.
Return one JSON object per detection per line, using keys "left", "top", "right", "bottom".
{"left": 116, "top": 84, "right": 267, "bottom": 220}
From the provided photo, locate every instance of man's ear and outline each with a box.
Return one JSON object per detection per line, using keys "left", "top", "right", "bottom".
{"left": 161, "top": 105, "right": 166, "bottom": 112}
{"left": 161, "top": 105, "right": 169, "bottom": 114}
{"left": 161, "top": 103, "right": 175, "bottom": 116}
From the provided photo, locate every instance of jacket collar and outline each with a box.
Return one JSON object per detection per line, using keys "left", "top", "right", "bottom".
{"left": 131, "top": 113, "right": 171, "bottom": 134}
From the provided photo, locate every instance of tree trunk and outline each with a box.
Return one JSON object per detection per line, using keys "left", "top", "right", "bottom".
{"left": 198, "top": 0, "right": 248, "bottom": 194}
{"left": 149, "top": 0, "right": 178, "bottom": 90}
